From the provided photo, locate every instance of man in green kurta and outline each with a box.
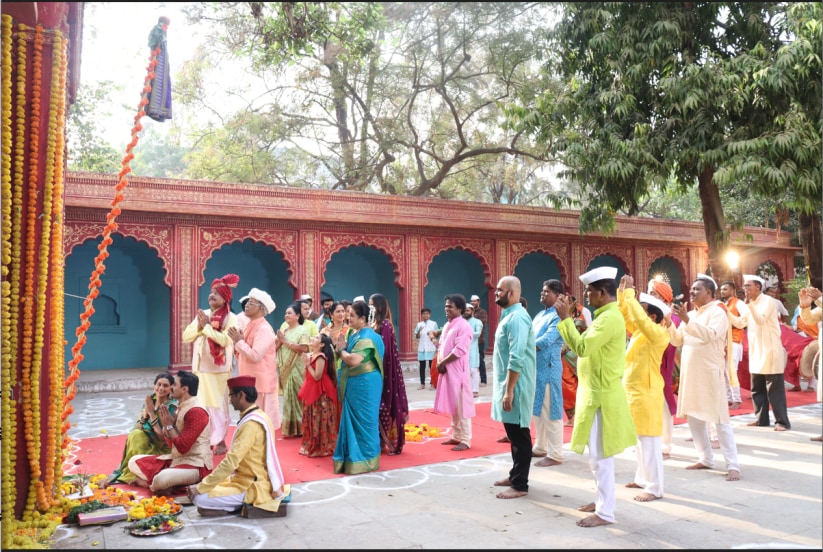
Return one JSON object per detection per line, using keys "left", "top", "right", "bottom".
{"left": 556, "top": 266, "right": 636, "bottom": 528}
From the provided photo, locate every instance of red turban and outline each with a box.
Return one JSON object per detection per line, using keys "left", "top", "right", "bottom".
{"left": 207, "top": 274, "right": 240, "bottom": 366}
{"left": 648, "top": 280, "right": 673, "bottom": 303}
{"left": 211, "top": 273, "right": 240, "bottom": 304}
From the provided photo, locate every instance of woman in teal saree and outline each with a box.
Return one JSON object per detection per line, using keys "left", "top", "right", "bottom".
{"left": 332, "top": 300, "right": 385, "bottom": 475}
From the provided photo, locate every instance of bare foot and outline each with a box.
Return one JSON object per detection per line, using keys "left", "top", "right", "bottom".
{"left": 661, "top": 452, "right": 671, "bottom": 459}
{"left": 710, "top": 439, "right": 720, "bottom": 449}
{"left": 686, "top": 462, "right": 711, "bottom": 470}
{"left": 493, "top": 478, "right": 511, "bottom": 487}
{"left": 811, "top": 435, "right": 822, "bottom": 442}
{"left": 746, "top": 421, "right": 762, "bottom": 427}
{"left": 496, "top": 435, "right": 510, "bottom": 443}
{"left": 132, "top": 477, "right": 149, "bottom": 489}
{"left": 729, "top": 401, "right": 741, "bottom": 410}
{"left": 577, "top": 502, "right": 595, "bottom": 512}
{"left": 774, "top": 424, "right": 788, "bottom": 432}
{"left": 625, "top": 482, "right": 642, "bottom": 488}
{"left": 726, "top": 469, "right": 741, "bottom": 482}
{"left": 577, "top": 514, "right": 611, "bottom": 527}
{"left": 496, "top": 487, "right": 528, "bottom": 499}
{"left": 634, "top": 493, "right": 662, "bottom": 503}
{"left": 534, "top": 458, "right": 562, "bottom": 467}
{"left": 441, "top": 438, "right": 460, "bottom": 445}
{"left": 685, "top": 437, "right": 694, "bottom": 442}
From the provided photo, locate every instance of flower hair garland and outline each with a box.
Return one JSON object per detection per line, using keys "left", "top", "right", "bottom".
{"left": 368, "top": 305, "right": 376, "bottom": 327}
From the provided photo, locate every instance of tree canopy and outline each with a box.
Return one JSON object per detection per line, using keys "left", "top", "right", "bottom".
{"left": 505, "top": 1, "right": 821, "bottom": 285}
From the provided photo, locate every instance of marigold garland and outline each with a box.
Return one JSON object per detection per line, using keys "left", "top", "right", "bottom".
{"left": 20, "top": 23, "right": 45, "bottom": 518}
{"left": 0, "top": 14, "right": 17, "bottom": 548}
{"left": 47, "top": 33, "right": 69, "bottom": 511}
{"left": 62, "top": 39, "right": 163, "bottom": 445}
{"left": 1, "top": 16, "right": 166, "bottom": 548}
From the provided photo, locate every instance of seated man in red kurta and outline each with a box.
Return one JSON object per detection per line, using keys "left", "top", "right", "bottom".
{"left": 129, "top": 371, "right": 213, "bottom": 494}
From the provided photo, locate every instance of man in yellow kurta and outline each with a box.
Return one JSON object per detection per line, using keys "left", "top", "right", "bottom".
{"left": 617, "top": 276, "right": 670, "bottom": 503}
{"left": 669, "top": 274, "right": 741, "bottom": 482}
{"left": 187, "top": 375, "right": 290, "bottom": 517}
{"left": 183, "top": 274, "right": 240, "bottom": 455}
{"left": 556, "top": 266, "right": 636, "bottom": 528}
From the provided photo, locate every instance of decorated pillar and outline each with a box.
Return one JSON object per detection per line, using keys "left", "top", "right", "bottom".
{"left": 1, "top": 1, "right": 80, "bottom": 538}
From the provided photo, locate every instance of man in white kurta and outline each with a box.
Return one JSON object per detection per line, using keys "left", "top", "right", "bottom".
{"left": 736, "top": 275, "right": 790, "bottom": 430}
{"left": 433, "top": 294, "right": 476, "bottom": 451}
{"left": 668, "top": 274, "right": 741, "bottom": 481}
{"left": 617, "top": 277, "right": 669, "bottom": 502}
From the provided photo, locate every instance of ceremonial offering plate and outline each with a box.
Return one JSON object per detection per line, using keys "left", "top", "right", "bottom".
{"left": 128, "top": 519, "right": 184, "bottom": 537}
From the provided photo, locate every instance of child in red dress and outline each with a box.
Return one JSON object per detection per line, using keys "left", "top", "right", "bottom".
{"left": 297, "top": 333, "right": 339, "bottom": 456}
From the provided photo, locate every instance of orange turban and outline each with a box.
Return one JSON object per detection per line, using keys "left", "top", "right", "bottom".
{"left": 648, "top": 280, "right": 673, "bottom": 303}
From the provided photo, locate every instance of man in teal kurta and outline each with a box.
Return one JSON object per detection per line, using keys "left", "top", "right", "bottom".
{"left": 556, "top": 266, "right": 636, "bottom": 528}
{"left": 491, "top": 276, "right": 536, "bottom": 499}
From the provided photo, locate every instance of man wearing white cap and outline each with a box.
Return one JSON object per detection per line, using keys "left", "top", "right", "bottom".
{"left": 470, "top": 294, "right": 489, "bottom": 386}
{"left": 735, "top": 275, "right": 790, "bottom": 431}
{"left": 555, "top": 266, "right": 636, "bottom": 528}
{"left": 228, "top": 288, "right": 281, "bottom": 430}
{"left": 617, "top": 275, "right": 670, "bottom": 503}
{"left": 669, "top": 274, "right": 741, "bottom": 481}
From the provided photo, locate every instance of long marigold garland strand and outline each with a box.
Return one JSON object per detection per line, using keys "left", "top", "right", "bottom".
{"left": 62, "top": 31, "right": 163, "bottom": 445}
{"left": 0, "top": 13, "right": 18, "bottom": 547}
{"left": 20, "top": 23, "right": 44, "bottom": 517}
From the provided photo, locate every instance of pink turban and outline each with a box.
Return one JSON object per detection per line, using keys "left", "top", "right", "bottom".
{"left": 648, "top": 280, "right": 673, "bottom": 303}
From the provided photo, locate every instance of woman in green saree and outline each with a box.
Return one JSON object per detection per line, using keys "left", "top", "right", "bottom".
{"left": 276, "top": 302, "right": 311, "bottom": 437}
{"left": 102, "top": 372, "right": 179, "bottom": 487}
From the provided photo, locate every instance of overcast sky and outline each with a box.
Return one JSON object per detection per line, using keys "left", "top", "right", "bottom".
{"left": 80, "top": 2, "right": 203, "bottom": 147}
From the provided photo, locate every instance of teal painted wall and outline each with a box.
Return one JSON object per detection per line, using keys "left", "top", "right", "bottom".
{"left": 201, "top": 239, "right": 290, "bottom": 326}
{"left": 424, "top": 249, "right": 485, "bottom": 337}
{"left": 64, "top": 235, "right": 169, "bottom": 371}
{"left": 513, "top": 252, "right": 562, "bottom": 319}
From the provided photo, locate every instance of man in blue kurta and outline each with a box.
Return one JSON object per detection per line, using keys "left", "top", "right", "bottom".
{"left": 491, "top": 276, "right": 536, "bottom": 499}
{"left": 531, "top": 279, "right": 566, "bottom": 467}
{"left": 556, "top": 266, "right": 636, "bottom": 528}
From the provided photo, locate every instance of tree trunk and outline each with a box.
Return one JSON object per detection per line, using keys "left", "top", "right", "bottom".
{"left": 697, "top": 167, "right": 730, "bottom": 284}
{"left": 798, "top": 210, "right": 822, "bottom": 289}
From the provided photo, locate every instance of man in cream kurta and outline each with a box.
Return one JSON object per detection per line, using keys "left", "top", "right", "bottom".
{"left": 617, "top": 277, "right": 669, "bottom": 503}
{"left": 668, "top": 275, "right": 740, "bottom": 481}
{"left": 188, "top": 375, "right": 289, "bottom": 515}
{"left": 736, "top": 275, "right": 790, "bottom": 430}
{"left": 555, "top": 267, "right": 636, "bottom": 528}
{"left": 183, "top": 274, "right": 240, "bottom": 455}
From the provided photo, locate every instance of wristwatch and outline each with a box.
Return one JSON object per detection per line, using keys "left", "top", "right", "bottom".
{"left": 164, "top": 425, "right": 174, "bottom": 431}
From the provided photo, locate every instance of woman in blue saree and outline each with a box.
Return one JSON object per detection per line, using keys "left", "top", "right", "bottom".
{"left": 332, "top": 300, "right": 385, "bottom": 475}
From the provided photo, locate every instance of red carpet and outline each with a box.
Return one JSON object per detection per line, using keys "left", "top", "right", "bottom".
{"left": 66, "top": 391, "right": 818, "bottom": 490}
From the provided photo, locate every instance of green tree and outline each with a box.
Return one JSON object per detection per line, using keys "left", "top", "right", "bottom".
{"left": 66, "top": 81, "right": 123, "bottom": 173}
{"left": 178, "top": 2, "right": 553, "bottom": 201}
{"left": 506, "top": 2, "right": 821, "bottom": 285}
